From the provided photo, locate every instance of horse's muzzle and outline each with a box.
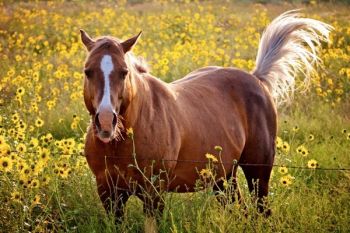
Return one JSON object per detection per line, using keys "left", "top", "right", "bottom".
{"left": 94, "top": 111, "right": 117, "bottom": 143}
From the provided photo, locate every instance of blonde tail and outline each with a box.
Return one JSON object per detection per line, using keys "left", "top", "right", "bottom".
{"left": 252, "top": 10, "right": 332, "bottom": 105}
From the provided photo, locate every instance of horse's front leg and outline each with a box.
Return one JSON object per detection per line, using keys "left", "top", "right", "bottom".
{"left": 96, "top": 176, "right": 130, "bottom": 223}
{"left": 138, "top": 194, "right": 164, "bottom": 233}
{"left": 142, "top": 194, "right": 165, "bottom": 217}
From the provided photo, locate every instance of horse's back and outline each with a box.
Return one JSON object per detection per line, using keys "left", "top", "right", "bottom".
{"left": 172, "top": 66, "right": 274, "bottom": 111}
{"left": 171, "top": 66, "right": 221, "bottom": 84}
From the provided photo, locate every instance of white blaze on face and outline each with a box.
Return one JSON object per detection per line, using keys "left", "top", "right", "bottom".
{"left": 98, "top": 55, "right": 114, "bottom": 111}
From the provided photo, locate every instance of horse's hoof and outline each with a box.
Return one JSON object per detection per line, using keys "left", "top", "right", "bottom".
{"left": 263, "top": 208, "right": 272, "bottom": 217}
{"left": 144, "top": 216, "right": 158, "bottom": 233}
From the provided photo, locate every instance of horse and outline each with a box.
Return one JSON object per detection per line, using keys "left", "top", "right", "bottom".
{"left": 80, "top": 10, "right": 331, "bottom": 223}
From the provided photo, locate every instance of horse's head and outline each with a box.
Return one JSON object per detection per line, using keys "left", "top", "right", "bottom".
{"left": 80, "top": 30, "right": 141, "bottom": 143}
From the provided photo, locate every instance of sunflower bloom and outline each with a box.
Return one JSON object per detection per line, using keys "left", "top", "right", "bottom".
{"left": 278, "top": 166, "right": 288, "bottom": 174}
{"left": 16, "top": 143, "right": 27, "bottom": 154}
{"left": 32, "top": 195, "right": 41, "bottom": 206}
{"left": 296, "top": 145, "right": 309, "bottom": 156}
{"left": 280, "top": 175, "right": 293, "bottom": 186}
{"left": 16, "top": 87, "right": 25, "bottom": 96}
{"left": 292, "top": 126, "right": 299, "bottom": 132}
{"left": 282, "top": 142, "right": 290, "bottom": 153}
{"left": 11, "top": 112, "right": 20, "bottom": 123}
{"left": 0, "top": 157, "right": 12, "bottom": 172}
{"left": 41, "top": 176, "right": 51, "bottom": 186}
{"left": 200, "top": 168, "right": 212, "bottom": 178}
{"left": 307, "top": 159, "right": 318, "bottom": 169}
{"left": 29, "top": 138, "right": 39, "bottom": 148}
{"left": 18, "top": 176, "right": 28, "bottom": 188}
{"left": 30, "top": 179, "right": 40, "bottom": 189}
{"left": 205, "top": 153, "right": 218, "bottom": 162}
{"left": 35, "top": 118, "right": 44, "bottom": 128}
{"left": 38, "top": 148, "right": 50, "bottom": 162}
{"left": 0, "top": 144, "right": 11, "bottom": 156}
{"left": 275, "top": 137, "right": 283, "bottom": 149}
{"left": 308, "top": 134, "right": 315, "bottom": 141}
{"left": 126, "top": 127, "right": 134, "bottom": 138}
{"left": 11, "top": 191, "right": 22, "bottom": 203}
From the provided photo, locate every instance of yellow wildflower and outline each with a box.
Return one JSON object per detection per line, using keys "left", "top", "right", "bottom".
{"left": 282, "top": 142, "right": 290, "bottom": 153}
{"left": 35, "top": 118, "right": 44, "bottom": 127}
{"left": 280, "top": 175, "right": 293, "bottom": 186}
{"left": 29, "top": 137, "right": 39, "bottom": 148}
{"left": 214, "top": 145, "right": 222, "bottom": 152}
{"left": 0, "top": 157, "right": 12, "bottom": 172}
{"left": 32, "top": 195, "right": 41, "bottom": 206}
{"left": 38, "top": 148, "right": 50, "bottom": 162}
{"left": 278, "top": 166, "right": 288, "bottom": 174}
{"left": 16, "top": 87, "right": 25, "bottom": 96}
{"left": 11, "top": 112, "right": 20, "bottom": 123}
{"left": 292, "top": 126, "right": 299, "bottom": 132}
{"left": 200, "top": 168, "right": 212, "bottom": 178}
{"left": 126, "top": 127, "right": 134, "bottom": 138}
{"left": 308, "top": 134, "right": 315, "bottom": 141}
{"left": 30, "top": 179, "right": 40, "bottom": 189}
{"left": 16, "top": 143, "right": 27, "bottom": 154}
{"left": 11, "top": 191, "right": 22, "bottom": 203}
{"left": 275, "top": 136, "right": 283, "bottom": 150}
{"left": 296, "top": 145, "right": 309, "bottom": 156}
{"left": 307, "top": 159, "right": 318, "bottom": 169}
{"left": 41, "top": 176, "right": 50, "bottom": 186}
{"left": 205, "top": 153, "right": 218, "bottom": 162}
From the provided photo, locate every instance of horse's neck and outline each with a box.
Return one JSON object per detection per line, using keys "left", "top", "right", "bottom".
{"left": 123, "top": 71, "right": 173, "bottom": 127}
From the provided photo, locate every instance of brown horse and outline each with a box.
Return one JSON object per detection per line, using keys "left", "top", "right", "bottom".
{"left": 81, "top": 11, "right": 331, "bottom": 221}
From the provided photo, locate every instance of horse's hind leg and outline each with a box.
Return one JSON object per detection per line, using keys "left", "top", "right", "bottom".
{"left": 240, "top": 141, "right": 275, "bottom": 216}
{"left": 241, "top": 164, "right": 272, "bottom": 216}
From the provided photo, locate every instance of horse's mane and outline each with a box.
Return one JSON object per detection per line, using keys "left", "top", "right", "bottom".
{"left": 125, "top": 52, "right": 150, "bottom": 74}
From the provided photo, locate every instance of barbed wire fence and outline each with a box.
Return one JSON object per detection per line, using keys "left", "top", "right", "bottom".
{"left": 7, "top": 150, "right": 349, "bottom": 172}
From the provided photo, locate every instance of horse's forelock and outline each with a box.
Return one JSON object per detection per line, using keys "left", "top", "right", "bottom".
{"left": 88, "top": 36, "right": 150, "bottom": 74}
{"left": 91, "top": 37, "right": 121, "bottom": 53}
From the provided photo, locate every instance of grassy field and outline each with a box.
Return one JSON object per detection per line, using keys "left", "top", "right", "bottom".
{"left": 0, "top": 1, "right": 349, "bottom": 232}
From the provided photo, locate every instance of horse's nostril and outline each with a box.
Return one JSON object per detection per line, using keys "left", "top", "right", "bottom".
{"left": 100, "top": 130, "right": 111, "bottom": 138}
{"left": 112, "top": 113, "right": 117, "bottom": 128}
{"left": 95, "top": 113, "right": 101, "bottom": 129}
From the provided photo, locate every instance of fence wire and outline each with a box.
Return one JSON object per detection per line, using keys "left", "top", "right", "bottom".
{"left": 101, "top": 155, "right": 350, "bottom": 171}
{"left": 7, "top": 150, "right": 350, "bottom": 171}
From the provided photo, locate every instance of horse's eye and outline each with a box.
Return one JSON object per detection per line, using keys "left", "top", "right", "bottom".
{"left": 84, "top": 69, "right": 93, "bottom": 78}
{"left": 120, "top": 68, "right": 128, "bottom": 79}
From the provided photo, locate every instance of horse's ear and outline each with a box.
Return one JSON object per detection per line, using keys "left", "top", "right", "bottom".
{"left": 121, "top": 31, "right": 142, "bottom": 53}
{"left": 80, "top": 29, "right": 95, "bottom": 51}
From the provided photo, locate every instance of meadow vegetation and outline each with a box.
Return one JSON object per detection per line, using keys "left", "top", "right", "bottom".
{"left": 0, "top": 1, "right": 349, "bottom": 232}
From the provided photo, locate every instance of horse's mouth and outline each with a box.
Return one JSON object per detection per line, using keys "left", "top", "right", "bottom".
{"left": 98, "top": 135, "right": 113, "bottom": 143}
{"left": 97, "top": 130, "right": 114, "bottom": 143}
{"left": 92, "top": 117, "right": 124, "bottom": 144}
